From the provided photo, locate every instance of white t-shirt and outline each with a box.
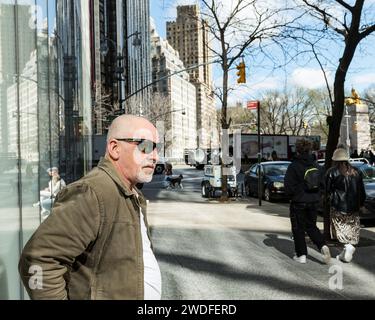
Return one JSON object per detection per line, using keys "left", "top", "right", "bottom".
{"left": 139, "top": 207, "right": 162, "bottom": 300}
{"left": 49, "top": 178, "right": 66, "bottom": 197}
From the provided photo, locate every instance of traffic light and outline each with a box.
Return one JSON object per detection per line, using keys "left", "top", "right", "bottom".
{"left": 236, "top": 61, "right": 246, "bottom": 84}
{"left": 303, "top": 121, "right": 308, "bottom": 129}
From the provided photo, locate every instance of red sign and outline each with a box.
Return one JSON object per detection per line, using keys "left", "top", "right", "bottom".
{"left": 247, "top": 101, "right": 259, "bottom": 110}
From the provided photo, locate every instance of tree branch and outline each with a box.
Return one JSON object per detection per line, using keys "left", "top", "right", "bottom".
{"left": 335, "top": 0, "right": 353, "bottom": 12}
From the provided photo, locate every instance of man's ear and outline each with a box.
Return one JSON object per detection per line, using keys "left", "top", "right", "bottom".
{"left": 107, "top": 140, "right": 120, "bottom": 160}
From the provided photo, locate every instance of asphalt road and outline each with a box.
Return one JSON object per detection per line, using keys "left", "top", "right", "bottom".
{"left": 143, "top": 165, "right": 375, "bottom": 300}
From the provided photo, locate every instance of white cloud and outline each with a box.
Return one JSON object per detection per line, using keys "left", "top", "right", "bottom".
{"left": 251, "top": 77, "right": 280, "bottom": 91}
{"left": 350, "top": 73, "right": 375, "bottom": 86}
{"left": 291, "top": 68, "right": 331, "bottom": 89}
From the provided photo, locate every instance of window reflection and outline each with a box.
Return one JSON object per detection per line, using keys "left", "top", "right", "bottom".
{"left": 0, "top": 0, "right": 92, "bottom": 300}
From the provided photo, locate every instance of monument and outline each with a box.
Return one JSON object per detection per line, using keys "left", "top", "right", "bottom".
{"left": 340, "top": 88, "right": 372, "bottom": 154}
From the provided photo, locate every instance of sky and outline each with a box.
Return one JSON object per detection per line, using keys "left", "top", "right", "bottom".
{"left": 150, "top": 0, "right": 375, "bottom": 106}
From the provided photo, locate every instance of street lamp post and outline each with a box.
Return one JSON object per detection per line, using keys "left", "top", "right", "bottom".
{"left": 119, "top": 59, "right": 221, "bottom": 108}
{"left": 149, "top": 108, "right": 186, "bottom": 123}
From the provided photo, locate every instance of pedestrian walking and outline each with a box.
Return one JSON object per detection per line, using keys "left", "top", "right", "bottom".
{"left": 163, "top": 162, "right": 173, "bottom": 188}
{"left": 19, "top": 115, "right": 162, "bottom": 299}
{"left": 325, "top": 148, "right": 366, "bottom": 263}
{"left": 284, "top": 139, "right": 331, "bottom": 264}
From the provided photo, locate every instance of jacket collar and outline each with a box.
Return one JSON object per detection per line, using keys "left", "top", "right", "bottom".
{"left": 97, "top": 156, "right": 146, "bottom": 204}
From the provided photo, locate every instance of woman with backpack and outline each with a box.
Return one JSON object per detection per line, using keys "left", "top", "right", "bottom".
{"left": 325, "top": 148, "right": 366, "bottom": 263}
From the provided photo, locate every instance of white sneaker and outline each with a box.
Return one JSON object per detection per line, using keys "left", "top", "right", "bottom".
{"left": 293, "top": 255, "right": 307, "bottom": 264}
{"left": 320, "top": 245, "right": 331, "bottom": 264}
{"left": 336, "top": 249, "right": 346, "bottom": 262}
{"left": 344, "top": 244, "right": 355, "bottom": 262}
{"left": 32, "top": 201, "right": 40, "bottom": 208}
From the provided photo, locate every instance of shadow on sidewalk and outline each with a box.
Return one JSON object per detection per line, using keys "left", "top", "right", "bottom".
{"left": 263, "top": 233, "right": 326, "bottom": 264}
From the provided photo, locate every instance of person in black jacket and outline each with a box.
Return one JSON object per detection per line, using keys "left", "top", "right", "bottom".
{"left": 284, "top": 139, "right": 331, "bottom": 264}
{"left": 326, "top": 148, "right": 366, "bottom": 263}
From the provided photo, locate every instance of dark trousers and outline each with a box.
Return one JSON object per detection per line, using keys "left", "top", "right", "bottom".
{"left": 290, "top": 202, "right": 325, "bottom": 257}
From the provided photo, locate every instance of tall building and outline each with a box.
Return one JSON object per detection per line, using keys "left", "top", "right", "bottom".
{"left": 90, "top": 0, "right": 151, "bottom": 134}
{"left": 124, "top": 0, "right": 152, "bottom": 116}
{"left": 167, "top": 4, "right": 218, "bottom": 149}
{"left": 151, "top": 24, "right": 197, "bottom": 160}
{"left": 56, "top": 0, "right": 93, "bottom": 183}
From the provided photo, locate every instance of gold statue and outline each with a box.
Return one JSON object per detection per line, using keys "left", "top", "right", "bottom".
{"left": 345, "top": 87, "right": 361, "bottom": 105}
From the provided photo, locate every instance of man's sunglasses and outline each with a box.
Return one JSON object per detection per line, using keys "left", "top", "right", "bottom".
{"left": 115, "top": 138, "right": 162, "bottom": 154}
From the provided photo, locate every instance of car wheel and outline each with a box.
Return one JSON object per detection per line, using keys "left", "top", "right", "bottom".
{"left": 210, "top": 189, "right": 215, "bottom": 198}
{"left": 264, "top": 187, "right": 271, "bottom": 201}
{"left": 202, "top": 183, "right": 208, "bottom": 198}
{"left": 154, "top": 165, "right": 164, "bottom": 174}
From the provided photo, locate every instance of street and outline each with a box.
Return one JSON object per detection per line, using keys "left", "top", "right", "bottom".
{"left": 143, "top": 165, "right": 375, "bottom": 300}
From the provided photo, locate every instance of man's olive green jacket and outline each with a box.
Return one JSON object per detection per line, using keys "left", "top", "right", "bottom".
{"left": 19, "top": 156, "right": 152, "bottom": 300}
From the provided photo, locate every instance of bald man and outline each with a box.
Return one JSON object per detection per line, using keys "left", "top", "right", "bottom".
{"left": 19, "top": 115, "right": 162, "bottom": 300}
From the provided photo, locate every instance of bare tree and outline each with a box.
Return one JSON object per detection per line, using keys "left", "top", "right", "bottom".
{"left": 291, "top": 0, "right": 375, "bottom": 239}
{"left": 260, "top": 88, "right": 313, "bottom": 135}
{"left": 197, "top": 0, "right": 297, "bottom": 201}
{"left": 145, "top": 92, "right": 172, "bottom": 125}
{"left": 293, "top": 0, "right": 375, "bottom": 169}
{"left": 307, "top": 88, "right": 332, "bottom": 143}
{"left": 261, "top": 88, "right": 326, "bottom": 135}
{"left": 92, "top": 84, "right": 118, "bottom": 134}
{"left": 260, "top": 90, "right": 290, "bottom": 135}
{"left": 223, "top": 103, "right": 257, "bottom": 133}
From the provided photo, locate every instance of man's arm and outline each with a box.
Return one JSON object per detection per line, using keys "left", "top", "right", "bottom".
{"left": 18, "top": 183, "right": 100, "bottom": 300}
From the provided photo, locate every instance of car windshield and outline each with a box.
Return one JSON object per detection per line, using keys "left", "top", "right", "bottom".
{"left": 263, "top": 163, "right": 289, "bottom": 176}
{"left": 359, "top": 165, "right": 375, "bottom": 181}
{"left": 351, "top": 163, "right": 375, "bottom": 181}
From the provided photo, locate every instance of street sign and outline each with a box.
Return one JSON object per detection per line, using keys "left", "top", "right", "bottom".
{"left": 247, "top": 101, "right": 259, "bottom": 110}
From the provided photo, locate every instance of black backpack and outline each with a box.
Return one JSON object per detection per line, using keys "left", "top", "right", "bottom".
{"left": 304, "top": 166, "right": 320, "bottom": 193}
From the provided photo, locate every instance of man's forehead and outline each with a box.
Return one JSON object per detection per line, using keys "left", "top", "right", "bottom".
{"left": 127, "top": 126, "right": 159, "bottom": 141}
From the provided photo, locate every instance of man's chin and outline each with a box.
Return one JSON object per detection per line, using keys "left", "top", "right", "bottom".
{"left": 136, "top": 171, "right": 153, "bottom": 183}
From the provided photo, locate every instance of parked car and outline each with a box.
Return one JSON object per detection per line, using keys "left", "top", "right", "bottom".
{"left": 243, "top": 161, "right": 291, "bottom": 201}
{"left": 318, "top": 157, "right": 370, "bottom": 166}
{"left": 154, "top": 157, "right": 169, "bottom": 174}
{"left": 351, "top": 162, "right": 375, "bottom": 220}
{"left": 201, "top": 164, "right": 238, "bottom": 198}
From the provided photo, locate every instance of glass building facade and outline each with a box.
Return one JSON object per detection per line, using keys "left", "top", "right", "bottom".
{"left": 93, "top": 0, "right": 151, "bottom": 116}
{"left": 124, "top": 0, "right": 151, "bottom": 116}
{"left": 0, "top": 0, "right": 92, "bottom": 299}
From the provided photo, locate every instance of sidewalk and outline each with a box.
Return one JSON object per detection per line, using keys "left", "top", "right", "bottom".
{"left": 148, "top": 197, "right": 375, "bottom": 299}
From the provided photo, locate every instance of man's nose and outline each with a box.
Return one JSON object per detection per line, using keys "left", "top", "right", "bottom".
{"left": 151, "top": 147, "right": 159, "bottom": 162}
